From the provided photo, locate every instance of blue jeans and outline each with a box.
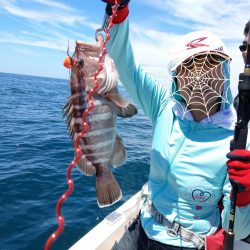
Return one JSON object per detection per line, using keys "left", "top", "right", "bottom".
{"left": 112, "top": 217, "right": 198, "bottom": 250}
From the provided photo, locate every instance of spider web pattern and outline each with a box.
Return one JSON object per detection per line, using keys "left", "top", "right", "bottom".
{"left": 171, "top": 52, "right": 231, "bottom": 120}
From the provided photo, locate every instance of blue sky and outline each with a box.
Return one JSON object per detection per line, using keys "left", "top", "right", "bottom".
{"left": 0, "top": 0, "right": 249, "bottom": 93}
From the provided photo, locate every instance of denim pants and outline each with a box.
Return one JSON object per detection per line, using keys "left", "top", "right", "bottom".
{"left": 112, "top": 217, "right": 198, "bottom": 250}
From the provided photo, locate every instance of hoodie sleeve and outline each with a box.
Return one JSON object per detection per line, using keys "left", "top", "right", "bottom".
{"left": 221, "top": 175, "right": 250, "bottom": 240}
{"left": 106, "top": 18, "right": 170, "bottom": 121}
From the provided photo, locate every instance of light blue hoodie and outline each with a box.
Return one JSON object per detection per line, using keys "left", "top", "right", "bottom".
{"left": 106, "top": 18, "right": 250, "bottom": 248}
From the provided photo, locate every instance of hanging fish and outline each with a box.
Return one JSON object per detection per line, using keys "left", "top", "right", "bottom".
{"left": 63, "top": 36, "right": 138, "bottom": 207}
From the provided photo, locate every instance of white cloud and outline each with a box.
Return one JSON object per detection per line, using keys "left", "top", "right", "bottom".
{"left": 0, "top": 0, "right": 248, "bottom": 86}
{"left": 0, "top": 1, "right": 83, "bottom": 25}
{"left": 0, "top": 0, "right": 100, "bottom": 55}
{"left": 0, "top": 0, "right": 99, "bottom": 28}
{"left": 12, "top": 46, "right": 39, "bottom": 56}
{"left": 130, "top": 23, "right": 179, "bottom": 85}
{"left": 142, "top": 0, "right": 249, "bottom": 41}
{"left": 128, "top": 0, "right": 249, "bottom": 93}
{"left": 31, "top": 0, "right": 74, "bottom": 11}
{"left": 0, "top": 33, "right": 75, "bottom": 53}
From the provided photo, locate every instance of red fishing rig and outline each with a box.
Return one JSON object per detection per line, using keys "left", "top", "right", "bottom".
{"left": 44, "top": 2, "right": 120, "bottom": 249}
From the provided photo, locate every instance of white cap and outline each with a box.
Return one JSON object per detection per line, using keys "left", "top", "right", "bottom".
{"left": 167, "top": 30, "right": 231, "bottom": 73}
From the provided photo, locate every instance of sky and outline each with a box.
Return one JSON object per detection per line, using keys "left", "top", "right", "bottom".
{"left": 0, "top": 0, "right": 249, "bottom": 94}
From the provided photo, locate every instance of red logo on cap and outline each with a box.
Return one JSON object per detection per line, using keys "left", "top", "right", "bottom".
{"left": 186, "top": 37, "right": 209, "bottom": 49}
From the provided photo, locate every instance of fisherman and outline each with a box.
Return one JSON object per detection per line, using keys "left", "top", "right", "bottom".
{"left": 240, "top": 19, "right": 250, "bottom": 64}
{"left": 239, "top": 19, "right": 250, "bottom": 245}
{"left": 99, "top": 2, "right": 250, "bottom": 249}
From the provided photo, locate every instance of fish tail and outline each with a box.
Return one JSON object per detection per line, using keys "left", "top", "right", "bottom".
{"left": 96, "top": 169, "right": 122, "bottom": 207}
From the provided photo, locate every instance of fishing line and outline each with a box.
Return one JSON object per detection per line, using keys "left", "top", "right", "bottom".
{"left": 44, "top": 1, "right": 120, "bottom": 249}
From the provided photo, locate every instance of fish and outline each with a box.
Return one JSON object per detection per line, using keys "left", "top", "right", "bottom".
{"left": 63, "top": 37, "right": 138, "bottom": 207}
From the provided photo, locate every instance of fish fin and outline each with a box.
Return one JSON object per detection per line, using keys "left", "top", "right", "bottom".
{"left": 77, "top": 155, "right": 96, "bottom": 176}
{"left": 116, "top": 103, "right": 138, "bottom": 118}
{"left": 63, "top": 97, "right": 75, "bottom": 140}
{"left": 70, "top": 130, "right": 75, "bottom": 141}
{"left": 111, "top": 135, "right": 126, "bottom": 167}
{"left": 105, "top": 92, "right": 130, "bottom": 108}
{"left": 63, "top": 96, "right": 73, "bottom": 118}
{"left": 105, "top": 89, "right": 138, "bottom": 118}
{"left": 96, "top": 168, "right": 122, "bottom": 207}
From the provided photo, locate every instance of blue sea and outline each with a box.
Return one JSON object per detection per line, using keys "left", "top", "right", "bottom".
{"left": 0, "top": 72, "right": 151, "bottom": 250}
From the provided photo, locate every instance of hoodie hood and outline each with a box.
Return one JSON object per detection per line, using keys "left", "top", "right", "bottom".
{"left": 168, "top": 30, "right": 233, "bottom": 111}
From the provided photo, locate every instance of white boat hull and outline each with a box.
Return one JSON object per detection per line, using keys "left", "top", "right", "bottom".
{"left": 70, "top": 184, "right": 249, "bottom": 250}
{"left": 69, "top": 186, "right": 146, "bottom": 250}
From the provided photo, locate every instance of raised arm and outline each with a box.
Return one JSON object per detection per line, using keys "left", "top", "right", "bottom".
{"left": 101, "top": 1, "right": 169, "bottom": 121}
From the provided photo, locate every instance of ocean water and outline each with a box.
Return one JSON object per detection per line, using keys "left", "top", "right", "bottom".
{"left": 0, "top": 72, "right": 151, "bottom": 250}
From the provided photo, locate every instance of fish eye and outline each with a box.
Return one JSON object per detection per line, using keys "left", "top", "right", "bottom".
{"left": 78, "top": 59, "right": 84, "bottom": 67}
